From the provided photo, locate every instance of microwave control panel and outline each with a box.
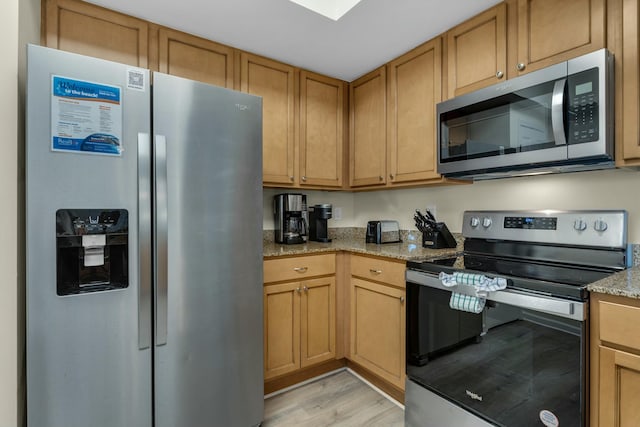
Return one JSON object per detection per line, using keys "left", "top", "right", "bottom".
{"left": 567, "top": 68, "right": 599, "bottom": 144}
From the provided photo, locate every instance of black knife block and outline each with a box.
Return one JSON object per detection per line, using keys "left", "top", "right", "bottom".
{"left": 422, "top": 223, "right": 457, "bottom": 249}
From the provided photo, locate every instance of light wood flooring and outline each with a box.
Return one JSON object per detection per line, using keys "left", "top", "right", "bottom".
{"left": 263, "top": 370, "right": 404, "bottom": 426}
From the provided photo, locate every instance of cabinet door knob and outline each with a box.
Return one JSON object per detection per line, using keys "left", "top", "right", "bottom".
{"left": 289, "top": 176, "right": 294, "bottom": 181}
{"left": 516, "top": 63, "right": 526, "bottom": 71}
{"left": 389, "top": 174, "right": 394, "bottom": 180}
{"left": 301, "top": 176, "right": 307, "bottom": 181}
{"left": 293, "top": 267, "right": 308, "bottom": 273}
{"left": 379, "top": 176, "right": 384, "bottom": 181}
{"left": 303, "top": 286, "right": 309, "bottom": 292}
{"left": 296, "top": 287, "right": 301, "bottom": 293}
{"left": 369, "top": 269, "right": 382, "bottom": 274}
{"left": 400, "top": 296, "right": 405, "bottom": 303}
{"left": 496, "top": 71, "right": 504, "bottom": 79}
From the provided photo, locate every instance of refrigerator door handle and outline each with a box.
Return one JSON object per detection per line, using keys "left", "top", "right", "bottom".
{"left": 138, "top": 133, "right": 152, "bottom": 350}
{"left": 155, "top": 135, "right": 169, "bottom": 346}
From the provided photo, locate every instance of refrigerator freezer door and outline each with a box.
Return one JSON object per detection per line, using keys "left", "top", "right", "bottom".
{"left": 152, "top": 73, "right": 264, "bottom": 427}
{"left": 26, "top": 45, "right": 152, "bottom": 427}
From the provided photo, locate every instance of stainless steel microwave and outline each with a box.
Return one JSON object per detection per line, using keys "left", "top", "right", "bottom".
{"left": 437, "top": 49, "right": 613, "bottom": 180}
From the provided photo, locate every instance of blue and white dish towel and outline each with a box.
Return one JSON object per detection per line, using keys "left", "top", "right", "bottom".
{"left": 439, "top": 272, "right": 507, "bottom": 314}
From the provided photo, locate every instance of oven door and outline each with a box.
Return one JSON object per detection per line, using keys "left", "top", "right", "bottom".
{"left": 406, "top": 270, "right": 587, "bottom": 427}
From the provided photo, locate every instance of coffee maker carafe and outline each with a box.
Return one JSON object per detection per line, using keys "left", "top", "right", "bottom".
{"left": 309, "top": 204, "right": 332, "bottom": 242}
{"left": 274, "top": 193, "right": 308, "bottom": 244}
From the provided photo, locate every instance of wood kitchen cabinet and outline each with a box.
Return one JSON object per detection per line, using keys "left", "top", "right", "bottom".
{"left": 349, "top": 66, "right": 388, "bottom": 188}
{"left": 263, "top": 254, "right": 336, "bottom": 380}
{"left": 43, "top": 0, "right": 149, "bottom": 67}
{"left": 609, "top": 0, "right": 640, "bottom": 166}
{"left": 350, "top": 45, "right": 454, "bottom": 190}
{"left": 240, "top": 53, "right": 296, "bottom": 186}
{"left": 444, "top": 3, "right": 507, "bottom": 99}
{"left": 590, "top": 293, "right": 640, "bottom": 426}
{"left": 513, "top": 0, "right": 605, "bottom": 76}
{"left": 157, "top": 28, "right": 235, "bottom": 88}
{"left": 445, "top": 0, "right": 605, "bottom": 97}
{"left": 349, "top": 255, "right": 406, "bottom": 390}
{"left": 299, "top": 71, "right": 346, "bottom": 188}
{"left": 387, "top": 38, "right": 443, "bottom": 184}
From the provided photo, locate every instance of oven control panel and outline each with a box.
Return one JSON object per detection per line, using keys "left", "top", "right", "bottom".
{"left": 504, "top": 216, "right": 557, "bottom": 230}
{"left": 463, "top": 210, "right": 627, "bottom": 248}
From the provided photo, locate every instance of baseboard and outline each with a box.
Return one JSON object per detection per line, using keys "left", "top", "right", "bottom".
{"left": 346, "top": 360, "right": 405, "bottom": 405}
{"left": 263, "top": 367, "right": 347, "bottom": 400}
{"left": 347, "top": 367, "right": 405, "bottom": 410}
{"left": 263, "top": 358, "right": 347, "bottom": 396}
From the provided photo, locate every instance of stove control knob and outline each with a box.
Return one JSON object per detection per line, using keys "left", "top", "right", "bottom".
{"left": 594, "top": 219, "right": 608, "bottom": 232}
{"left": 482, "top": 217, "right": 492, "bottom": 228}
{"left": 470, "top": 217, "right": 480, "bottom": 228}
{"left": 574, "top": 219, "right": 587, "bottom": 231}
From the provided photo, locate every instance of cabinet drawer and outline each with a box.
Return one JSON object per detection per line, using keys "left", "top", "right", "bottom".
{"left": 599, "top": 301, "right": 640, "bottom": 351}
{"left": 350, "top": 255, "right": 405, "bottom": 288}
{"left": 264, "top": 254, "right": 335, "bottom": 283}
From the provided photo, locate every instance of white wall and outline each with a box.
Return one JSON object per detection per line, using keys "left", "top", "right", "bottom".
{"left": 263, "top": 168, "right": 640, "bottom": 243}
{"left": 1, "top": 1, "right": 19, "bottom": 425}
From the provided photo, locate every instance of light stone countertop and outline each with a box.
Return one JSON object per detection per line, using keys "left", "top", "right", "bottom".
{"left": 263, "top": 237, "right": 461, "bottom": 262}
{"left": 588, "top": 266, "right": 640, "bottom": 299}
{"left": 264, "top": 230, "right": 640, "bottom": 299}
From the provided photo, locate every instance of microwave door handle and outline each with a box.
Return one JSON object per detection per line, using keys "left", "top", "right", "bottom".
{"left": 551, "top": 78, "right": 567, "bottom": 146}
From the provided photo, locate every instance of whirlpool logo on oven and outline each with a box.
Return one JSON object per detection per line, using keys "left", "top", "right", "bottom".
{"left": 465, "top": 390, "right": 483, "bottom": 402}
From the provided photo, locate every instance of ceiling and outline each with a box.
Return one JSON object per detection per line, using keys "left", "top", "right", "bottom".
{"left": 85, "top": 0, "right": 502, "bottom": 82}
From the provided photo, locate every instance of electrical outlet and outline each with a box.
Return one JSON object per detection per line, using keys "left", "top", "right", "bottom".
{"left": 333, "top": 207, "right": 342, "bottom": 220}
{"left": 426, "top": 205, "right": 437, "bottom": 219}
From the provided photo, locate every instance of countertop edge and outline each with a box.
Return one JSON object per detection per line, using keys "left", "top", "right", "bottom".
{"left": 587, "top": 267, "right": 640, "bottom": 300}
{"left": 263, "top": 239, "right": 461, "bottom": 262}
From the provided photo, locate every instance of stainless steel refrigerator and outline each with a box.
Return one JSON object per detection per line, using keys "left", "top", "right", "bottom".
{"left": 26, "top": 44, "right": 264, "bottom": 427}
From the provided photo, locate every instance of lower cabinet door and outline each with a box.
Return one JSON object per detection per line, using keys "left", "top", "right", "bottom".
{"left": 264, "top": 282, "right": 300, "bottom": 380}
{"left": 350, "top": 277, "right": 405, "bottom": 389}
{"left": 599, "top": 346, "right": 640, "bottom": 427}
{"left": 300, "top": 277, "right": 336, "bottom": 368}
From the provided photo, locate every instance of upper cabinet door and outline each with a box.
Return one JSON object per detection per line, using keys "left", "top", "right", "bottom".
{"left": 157, "top": 29, "right": 234, "bottom": 88}
{"left": 299, "top": 71, "right": 345, "bottom": 188}
{"left": 387, "top": 38, "right": 442, "bottom": 184}
{"left": 44, "top": 0, "right": 148, "bottom": 67}
{"left": 241, "top": 54, "right": 296, "bottom": 186}
{"left": 445, "top": 4, "right": 507, "bottom": 99}
{"left": 614, "top": 0, "right": 640, "bottom": 164}
{"left": 515, "top": 0, "right": 606, "bottom": 75}
{"left": 350, "top": 67, "right": 387, "bottom": 188}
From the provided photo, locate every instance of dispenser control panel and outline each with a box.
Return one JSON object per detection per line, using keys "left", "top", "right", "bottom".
{"left": 56, "top": 209, "right": 128, "bottom": 296}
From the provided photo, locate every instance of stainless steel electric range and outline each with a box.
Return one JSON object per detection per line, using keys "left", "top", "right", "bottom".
{"left": 405, "top": 210, "right": 629, "bottom": 427}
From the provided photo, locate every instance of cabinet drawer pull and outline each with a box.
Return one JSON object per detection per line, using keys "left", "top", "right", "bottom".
{"left": 369, "top": 269, "right": 382, "bottom": 274}
{"left": 293, "top": 267, "right": 308, "bottom": 273}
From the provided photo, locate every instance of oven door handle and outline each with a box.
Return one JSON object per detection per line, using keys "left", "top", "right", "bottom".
{"left": 406, "top": 269, "right": 585, "bottom": 321}
{"left": 488, "top": 289, "right": 583, "bottom": 320}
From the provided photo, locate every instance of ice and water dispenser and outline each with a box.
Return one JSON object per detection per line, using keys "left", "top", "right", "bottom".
{"left": 56, "top": 209, "right": 129, "bottom": 295}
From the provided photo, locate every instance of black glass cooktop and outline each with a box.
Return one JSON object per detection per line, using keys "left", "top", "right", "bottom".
{"left": 407, "top": 239, "right": 627, "bottom": 301}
